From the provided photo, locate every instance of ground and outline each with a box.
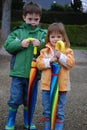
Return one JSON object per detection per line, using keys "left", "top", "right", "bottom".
{"left": 0, "top": 49, "right": 87, "bottom": 130}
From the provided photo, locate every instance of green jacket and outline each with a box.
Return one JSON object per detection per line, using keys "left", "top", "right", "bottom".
{"left": 4, "top": 23, "right": 47, "bottom": 79}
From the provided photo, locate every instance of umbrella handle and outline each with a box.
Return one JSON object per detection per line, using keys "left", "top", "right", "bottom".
{"left": 34, "top": 46, "right": 37, "bottom": 55}
{"left": 26, "top": 38, "right": 34, "bottom": 42}
{"left": 55, "top": 40, "right": 65, "bottom": 52}
{"left": 26, "top": 38, "right": 37, "bottom": 55}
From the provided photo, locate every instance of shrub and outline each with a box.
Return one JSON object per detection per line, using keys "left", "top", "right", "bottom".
{"left": 0, "top": 21, "right": 87, "bottom": 47}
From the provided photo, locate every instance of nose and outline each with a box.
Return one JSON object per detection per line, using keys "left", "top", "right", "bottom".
{"left": 55, "top": 38, "right": 58, "bottom": 42}
{"left": 31, "top": 19, "right": 35, "bottom": 23}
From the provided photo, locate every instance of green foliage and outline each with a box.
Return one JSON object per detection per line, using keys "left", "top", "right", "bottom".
{"left": 71, "top": 46, "right": 87, "bottom": 50}
{"left": 0, "top": 21, "right": 87, "bottom": 47}
{"left": 50, "top": 3, "right": 64, "bottom": 12}
{"left": 41, "top": 12, "right": 87, "bottom": 25}
{"left": 11, "top": 21, "right": 23, "bottom": 30}
{"left": 11, "top": 10, "right": 22, "bottom": 21}
{"left": 71, "top": 0, "right": 82, "bottom": 12}
{"left": 65, "top": 24, "right": 87, "bottom": 46}
{"left": 40, "top": 23, "right": 87, "bottom": 47}
{"left": 12, "top": 0, "right": 24, "bottom": 10}
{"left": 41, "top": 23, "right": 87, "bottom": 47}
{"left": 64, "top": 5, "right": 73, "bottom": 12}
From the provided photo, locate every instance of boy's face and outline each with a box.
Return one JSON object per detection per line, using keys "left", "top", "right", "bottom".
{"left": 23, "top": 13, "right": 40, "bottom": 27}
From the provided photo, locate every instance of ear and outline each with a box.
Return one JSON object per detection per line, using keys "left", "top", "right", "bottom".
{"left": 23, "top": 15, "right": 25, "bottom": 21}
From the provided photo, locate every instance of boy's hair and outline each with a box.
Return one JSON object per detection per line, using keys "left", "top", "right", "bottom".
{"left": 45, "top": 22, "right": 70, "bottom": 48}
{"left": 23, "top": 1, "right": 42, "bottom": 17}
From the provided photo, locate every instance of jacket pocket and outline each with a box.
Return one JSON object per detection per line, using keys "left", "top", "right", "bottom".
{"left": 10, "top": 55, "right": 16, "bottom": 69}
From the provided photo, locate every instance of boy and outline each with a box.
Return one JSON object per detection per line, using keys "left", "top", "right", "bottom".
{"left": 4, "top": 2, "right": 47, "bottom": 130}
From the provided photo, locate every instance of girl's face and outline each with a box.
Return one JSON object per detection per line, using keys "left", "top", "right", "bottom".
{"left": 49, "top": 32, "right": 63, "bottom": 47}
{"left": 23, "top": 13, "right": 40, "bottom": 27}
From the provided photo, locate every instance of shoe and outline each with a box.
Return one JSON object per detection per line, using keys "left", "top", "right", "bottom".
{"left": 55, "top": 119, "right": 63, "bottom": 130}
{"left": 24, "top": 106, "right": 36, "bottom": 130}
{"left": 5, "top": 107, "right": 18, "bottom": 130}
{"left": 44, "top": 118, "right": 50, "bottom": 130}
{"left": 25, "top": 122, "right": 36, "bottom": 130}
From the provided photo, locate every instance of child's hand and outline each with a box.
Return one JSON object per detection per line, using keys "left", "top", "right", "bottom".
{"left": 50, "top": 56, "right": 58, "bottom": 64}
{"left": 54, "top": 50, "right": 61, "bottom": 59}
{"left": 21, "top": 39, "right": 30, "bottom": 48}
{"left": 32, "top": 39, "right": 40, "bottom": 46}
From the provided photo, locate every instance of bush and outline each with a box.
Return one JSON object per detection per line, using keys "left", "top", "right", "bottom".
{"left": 65, "top": 24, "right": 87, "bottom": 46}
{"left": 11, "top": 21, "right": 23, "bottom": 30}
{"left": 41, "top": 23, "right": 87, "bottom": 46}
{"left": 41, "top": 12, "right": 87, "bottom": 25}
{"left": 0, "top": 21, "right": 87, "bottom": 47}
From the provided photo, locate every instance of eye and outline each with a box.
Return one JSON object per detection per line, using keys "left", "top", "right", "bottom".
{"left": 58, "top": 36, "right": 61, "bottom": 38}
{"left": 57, "top": 34, "right": 62, "bottom": 39}
{"left": 34, "top": 18, "right": 39, "bottom": 21}
{"left": 51, "top": 36, "right": 55, "bottom": 38}
{"left": 28, "top": 18, "right": 32, "bottom": 21}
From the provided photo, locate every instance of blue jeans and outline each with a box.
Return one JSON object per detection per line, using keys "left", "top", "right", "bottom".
{"left": 42, "top": 90, "right": 67, "bottom": 122}
{"left": 8, "top": 77, "right": 29, "bottom": 107}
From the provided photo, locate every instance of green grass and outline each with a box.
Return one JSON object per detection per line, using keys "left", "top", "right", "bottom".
{"left": 71, "top": 46, "right": 87, "bottom": 50}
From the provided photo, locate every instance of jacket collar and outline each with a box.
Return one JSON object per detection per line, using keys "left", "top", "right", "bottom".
{"left": 45, "top": 42, "right": 55, "bottom": 50}
{"left": 45, "top": 42, "right": 55, "bottom": 56}
{"left": 22, "top": 22, "right": 40, "bottom": 33}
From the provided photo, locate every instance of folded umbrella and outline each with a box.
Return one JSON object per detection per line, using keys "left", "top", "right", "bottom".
{"left": 26, "top": 38, "right": 38, "bottom": 129}
{"left": 50, "top": 40, "right": 65, "bottom": 130}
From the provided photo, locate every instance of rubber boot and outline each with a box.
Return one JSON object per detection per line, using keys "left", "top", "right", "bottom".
{"left": 55, "top": 119, "right": 63, "bottom": 130}
{"left": 5, "top": 107, "right": 18, "bottom": 130}
{"left": 24, "top": 106, "right": 36, "bottom": 130}
{"left": 44, "top": 118, "right": 50, "bottom": 130}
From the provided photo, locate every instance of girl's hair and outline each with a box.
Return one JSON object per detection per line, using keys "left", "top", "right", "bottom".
{"left": 45, "top": 22, "right": 70, "bottom": 48}
{"left": 23, "top": 1, "right": 42, "bottom": 17}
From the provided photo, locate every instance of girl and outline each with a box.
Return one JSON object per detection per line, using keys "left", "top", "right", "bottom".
{"left": 36, "top": 22, "right": 75, "bottom": 130}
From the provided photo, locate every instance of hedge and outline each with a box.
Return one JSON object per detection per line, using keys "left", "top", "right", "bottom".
{"left": 11, "top": 22, "right": 87, "bottom": 46}
{"left": 1, "top": 10, "right": 86, "bottom": 25}
{"left": 10, "top": 10, "right": 87, "bottom": 25}
{"left": 41, "top": 12, "right": 87, "bottom": 25}
{"left": 0, "top": 21, "right": 87, "bottom": 46}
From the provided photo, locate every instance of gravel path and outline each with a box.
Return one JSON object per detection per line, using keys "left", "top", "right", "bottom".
{"left": 0, "top": 48, "right": 87, "bottom": 130}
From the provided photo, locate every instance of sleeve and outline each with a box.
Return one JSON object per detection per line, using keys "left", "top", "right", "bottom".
{"left": 43, "top": 58, "right": 51, "bottom": 68}
{"left": 59, "top": 48, "right": 75, "bottom": 68}
{"left": 36, "top": 48, "right": 51, "bottom": 70}
{"left": 3, "top": 29, "right": 23, "bottom": 54}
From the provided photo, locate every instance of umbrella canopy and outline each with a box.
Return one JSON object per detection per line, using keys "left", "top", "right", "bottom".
{"left": 26, "top": 38, "right": 38, "bottom": 129}
{"left": 50, "top": 63, "right": 60, "bottom": 130}
{"left": 50, "top": 40, "right": 65, "bottom": 130}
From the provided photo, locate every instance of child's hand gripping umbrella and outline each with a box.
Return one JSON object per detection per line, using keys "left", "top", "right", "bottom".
{"left": 50, "top": 40, "right": 65, "bottom": 130}
{"left": 26, "top": 38, "right": 38, "bottom": 129}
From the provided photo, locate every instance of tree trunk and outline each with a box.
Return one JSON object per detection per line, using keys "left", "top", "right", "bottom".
{"left": 1, "top": 0, "right": 12, "bottom": 41}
